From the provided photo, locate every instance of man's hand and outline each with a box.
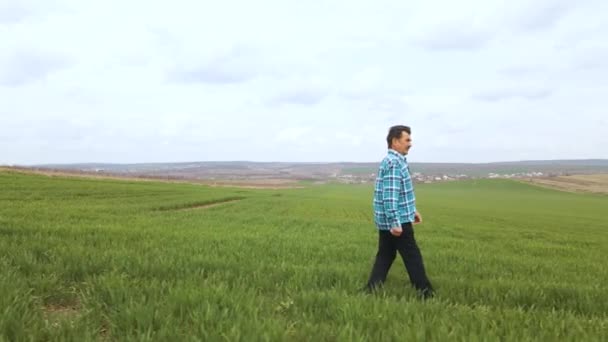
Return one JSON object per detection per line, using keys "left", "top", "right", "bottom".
{"left": 414, "top": 211, "right": 422, "bottom": 224}
{"left": 390, "top": 226, "right": 402, "bottom": 236}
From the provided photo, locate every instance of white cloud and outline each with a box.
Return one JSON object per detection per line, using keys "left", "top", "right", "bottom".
{"left": 473, "top": 88, "right": 554, "bottom": 102}
{"left": 0, "top": 0, "right": 607, "bottom": 164}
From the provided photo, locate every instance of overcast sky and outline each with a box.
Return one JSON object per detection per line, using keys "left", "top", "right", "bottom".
{"left": 1, "top": 0, "right": 607, "bottom": 165}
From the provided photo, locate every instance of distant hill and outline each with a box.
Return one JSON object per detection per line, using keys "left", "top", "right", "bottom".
{"left": 21, "top": 159, "right": 608, "bottom": 182}
{"left": 410, "top": 160, "right": 608, "bottom": 177}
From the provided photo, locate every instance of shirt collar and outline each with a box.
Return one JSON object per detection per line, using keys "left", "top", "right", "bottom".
{"left": 388, "top": 149, "right": 407, "bottom": 161}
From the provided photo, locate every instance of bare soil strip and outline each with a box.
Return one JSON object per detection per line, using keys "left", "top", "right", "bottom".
{"left": 522, "top": 174, "right": 608, "bottom": 194}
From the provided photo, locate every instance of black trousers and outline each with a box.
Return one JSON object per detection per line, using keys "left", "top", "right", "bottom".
{"left": 366, "top": 222, "right": 433, "bottom": 291}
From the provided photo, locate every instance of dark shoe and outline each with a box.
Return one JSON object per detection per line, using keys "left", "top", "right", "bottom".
{"left": 362, "top": 283, "right": 383, "bottom": 294}
{"left": 418, "top": 287, "right": 434, "bottom": 300}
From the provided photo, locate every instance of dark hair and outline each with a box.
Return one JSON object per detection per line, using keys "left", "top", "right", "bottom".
{"left": 386, "top": 125, "right": 411, "bottom": 148}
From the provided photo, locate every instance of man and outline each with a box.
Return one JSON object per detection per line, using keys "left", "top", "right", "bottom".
{"left": 365, "top": 125, "right": 434, "bottom": 299}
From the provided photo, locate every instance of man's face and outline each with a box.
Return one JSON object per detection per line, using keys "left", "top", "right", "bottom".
{"left": 392, "top": 132, "right": 412, "bottom": 155}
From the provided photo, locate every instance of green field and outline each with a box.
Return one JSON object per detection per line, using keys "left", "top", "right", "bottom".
{"left": 1, "top": 171, "right": 606, "bottom": 341}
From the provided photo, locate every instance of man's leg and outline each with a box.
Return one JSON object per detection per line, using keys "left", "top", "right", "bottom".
{"left": 366, "top": 230, "right": 397, "bottom": 291}
{"left": 395, "top": 222, "right": 434, "bottom": 297}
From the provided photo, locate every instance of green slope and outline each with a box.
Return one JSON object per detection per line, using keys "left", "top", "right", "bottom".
{"left": 1, "top": 172, "right": 606, "bottom": 341}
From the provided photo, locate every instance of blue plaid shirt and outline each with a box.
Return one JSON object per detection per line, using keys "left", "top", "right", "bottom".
{"left": 373, "top": 149, "right": 417, "bottom": 230}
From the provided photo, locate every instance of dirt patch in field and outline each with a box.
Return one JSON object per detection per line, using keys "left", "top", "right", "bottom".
{"left": 42, "top": 302, "right": 81, "bottom": 327}
{"left": 522, "top": 174, "right": 608, "bottom": 194}
{"left": 41, "top": 300, "right": 113, "bottom": 338}
{"left": 176, "top": 198, "right": 244, "bottom": 211}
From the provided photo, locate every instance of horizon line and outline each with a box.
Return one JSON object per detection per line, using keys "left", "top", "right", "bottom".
{"left": 4, "top": 158, "right": 608, "bottom": 167}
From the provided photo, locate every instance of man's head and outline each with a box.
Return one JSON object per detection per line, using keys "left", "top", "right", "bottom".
{"left": 386, "top": 125, "right": 412, "bottom": 155}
